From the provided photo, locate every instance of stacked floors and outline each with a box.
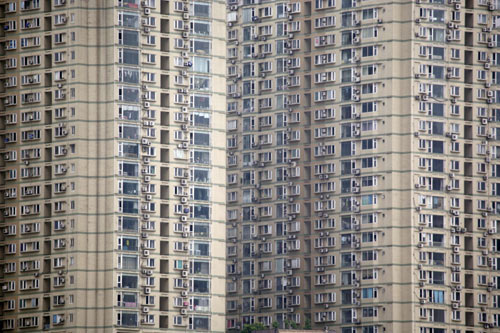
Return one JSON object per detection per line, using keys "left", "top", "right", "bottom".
{"left": 0, "top": 0, "right": 226, "bottom": 332}
{"left": 226, "top": 0, "right": 500, "bottom": 332}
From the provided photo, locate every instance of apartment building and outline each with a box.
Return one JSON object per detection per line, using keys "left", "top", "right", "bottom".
{"left": 0, "top": 0, "right": 226, "bottom": 332}
{"left": 225, "top": 0, "right": 500, "bottom": 332}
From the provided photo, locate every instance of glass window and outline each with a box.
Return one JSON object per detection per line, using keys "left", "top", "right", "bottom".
{"left": 192, "top": 132, "right": 210, "bottom": 146}
{"left": 119, "top": 30, "right": 139, "bottom": 46}
{"left": 121, "top": 162, "right": 139, "bottom": 177}
{"left": 191, "top": 316, "right": 210, "bottom": 330}
{"left": 192, "top": 279, "right": 210, "bottom": 293}
{"left": 122, "top": 180, "right": 139, "bottom": 195}
{"left": 120, "top": 125, "right": 139, "bottom": 140}
{"left": 192, "top": 150, "right": 210, "bottom": 164}
{"left": 192, "top": 242, "right": 210, "bottom": 256}
{"left": 119, "top": 68, "right": 139, "bottom": 83}
{"left": 119, "top": 274, "right": 138, "bottom": 288}
{"left": 119, "top": 0, "right": 139, "bottom": 8}
{"left": 193, "top": 205, "right": 210, "bottom": 219}
{"left": 191, "top": 39, "right": 211, "bottom": 55}
{"left": 192, "top": 2, "right": 210, "bottom": 17}
{"left": 120, "top": 216, "right": 138, "bottom": 231}
{"left": 120, "top": 143, "right": 139, "bottom": 158}
{"left": 120, "top": 255, "right": 139, "bottom": 270}
{"left": 119, "top": 105, "right": 140, "bottom": 120}
{"left": 122, "top": 199, "right": 139, "bottom": 214}
{"left": 118, "top": 311, "right": 138, "bottom": 327}
{"left": 192, "top": 112, "right": 210, "bottom": 127}
{"left": 192, "top": 21, "right": 210, "bottom": 35}
{"left": 193, "top": 57, "right": 210, "bottom": 73}
{"left": 120, "top": 237, "right": 138, "bottom": 251}
{"left": 191, "top": 95, "right": 211, "bottom": 109}
{"left": 193, "top": 187, "right": 210, "bottom": 201}
{"left": 120, "top": 48, "right": 139, "bottom": 65}
{"left": 191, "top": 76, "right": 211, "bottom": 91}
{"left": 192, "top": 260, "right": 210, "bottom": 274}
{"left": 192, "top": 168, "right": 210, "bottom": 183}
{"left": 119, "top": 12, "right": 140, "bottom": 28}
{"left": 119, "top": 86, "right": 140, "bottom": 102}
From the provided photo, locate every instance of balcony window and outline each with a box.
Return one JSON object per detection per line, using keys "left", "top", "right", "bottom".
{"left": 119, "top": 48, "right": 139, "bottom": 65}
{"left": 192, "top": 21, "right": 210, "bottom": 36}
{"left": 192, "top": 279, "right": 210, "bottom": 293}
{"left": 192, "top": 112, "right": 210, "bottom": 127}
{"left": 192, "top": 242, "right": 210, "bottom": 256}
{"left": 119, "top": 86, "right": 139, "bottom": 102}
{"left": 119, "top": 162, "right": 139, "bottom": 177}
{"left": 121, "top": 181, "right": 139, "bottom": 195}
{"left": 193, "top": 57, "right": 210, "bottom": 73}
{"left": 118, "top": 274, "right": 138, "bottom": 289}
{"left": 119, "top": 216, "right": 138, "bottom": 232}
{"left": 119, "top": 237, "right": 138, "bottom": 251}
{"left": 192, "top": 260, "right": 210, "bottom": 274}
{"left": 118, "top": 254, "right": 138, "bottom": 270}
{"left": 119, "top": 125, "right": 139, "bottom": 140}
{"left": 120, "top": 198, "right": 139, "bottom": 214}
{"left": 192, "top": 297, "right": 210, "bottom": 312}
{"left": 192, "top": 205, "right": 210, "bottom": 219}
{"left": 192, "top": 168, "right": 210, "bottom": 183}
{"left": 117, "top": 311, "right": 138, "bottom": 327}
{"left": 191, "top": 39, "right": 211, "bottom": 55}
{"left": 118, "top": 30, "right": 139, "bottom": 46}
{"left": 190, "top": 95, "right": 210, "bottom": 109}
{"left": 191, "top": 132, "right": 210, "bottom": 146}
{"left": 193, "top": 187, "right": 209, "bottom": 201}
{"left": 120, "top": 143, "right": 139, "bottom": 158}
{"left": 119, "top": 68, "right": 140, "bottom": 83}
{"left": 191, "top": 2, "right": 210, "bottom": 17}
{"left": 191, "top": 150, "right": 210, "bottom": 164}
{"left": 118, "top": 292, "right": 138, "bottom": 307}
{"left": 119, "top": 12, "right": 139, "bottom": 28}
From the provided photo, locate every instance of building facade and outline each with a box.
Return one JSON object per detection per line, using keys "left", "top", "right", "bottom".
{"left": 225, "top": 0, "right": 500, "bottom": 332}
{"left": 0, "top": 0, "right": 226, "bottom": 332}
{"left": 2, "top": 0, "right": 500, "bottom": 333}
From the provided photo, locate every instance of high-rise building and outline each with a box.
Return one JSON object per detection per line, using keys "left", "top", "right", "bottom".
{"left": 0, "top": 0, "right": 226, "bottom": 332}
{"left": 3, "top": 0, "right": 500, "bottom": 333}
{"left": 225, "top": 0, "right": 500, "bottom": 332}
